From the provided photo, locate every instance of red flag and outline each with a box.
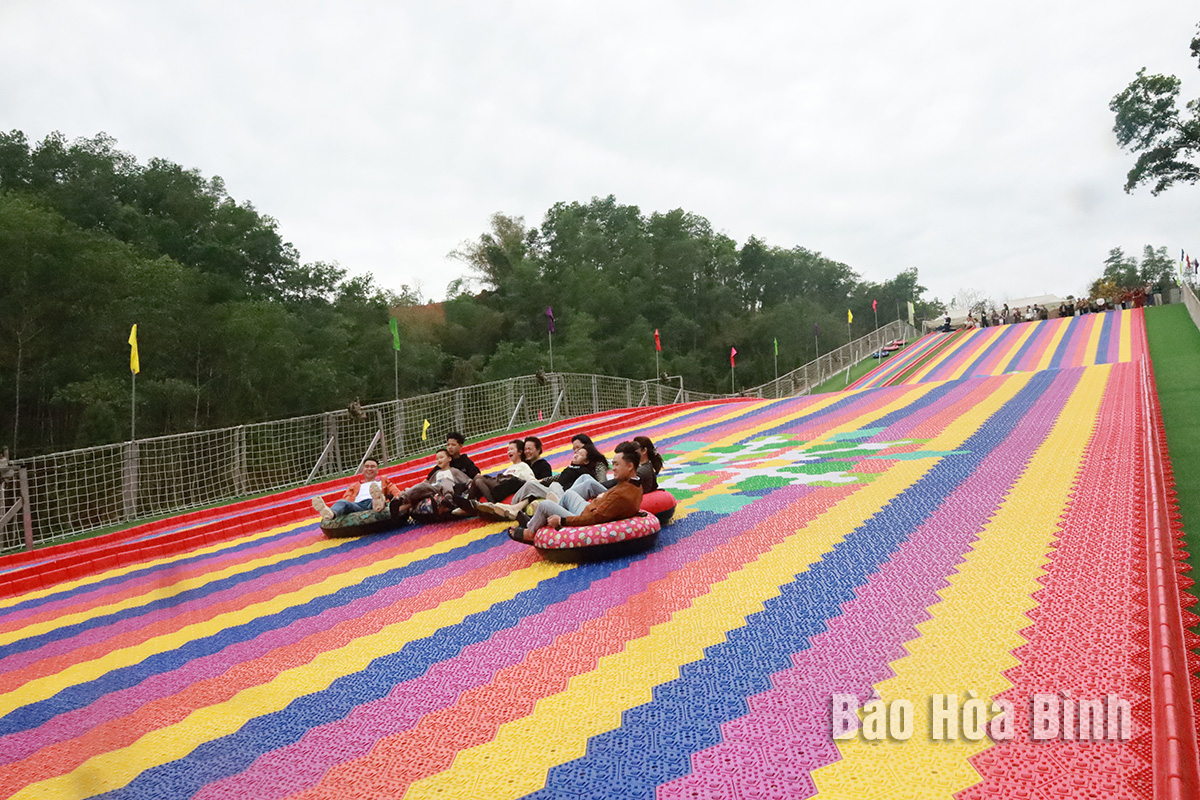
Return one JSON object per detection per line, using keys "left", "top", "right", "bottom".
{"left": 654, "top": 328, "right": 661, "bottom": 352}
{"left": 730, "top": 346, "right": 738, "bottom": 367}
{"left": 872, "top": 299, "right": 878, "bottom": 312}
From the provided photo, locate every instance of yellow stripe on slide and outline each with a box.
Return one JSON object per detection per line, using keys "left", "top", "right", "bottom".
{"left": 401, "top": 375, "right": 1030, "bottom": 800}
{"left": 13, "top": 557, "right": 571, "bottom": 800}
{"left": 0, "top": 525, "right": 499, "bottom": 717}
{"left": 811, "top": 366, "right": 1109, "bottom": 799}
{"left": 0, "top": 520, "right": 315, "bottom": 612}
{"left": 1034, "top": 317, "right": 1070, "bottom": 373}
{"left": 0, "top": 520, "right": 344, "bottom": 646}
{"left": 1118, "top": 309, "right": 1133, "bottom": 363}
{"left": 993, "top": 320, "right": 1038, "bottom": 375}
{"left": 1081, "top": 313, "right": 1104, "bottom": 366}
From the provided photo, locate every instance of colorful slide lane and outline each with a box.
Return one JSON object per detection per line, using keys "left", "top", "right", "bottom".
{"left": 1, "top": 310, "right": 1196, "bottom": 799}
{"left": 853, "top": 309, "right": 1139, "bottom": 391}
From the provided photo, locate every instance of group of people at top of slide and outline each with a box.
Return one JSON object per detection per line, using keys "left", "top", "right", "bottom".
{"left": 312, "top": 430, "right": 665, "bottom": 543}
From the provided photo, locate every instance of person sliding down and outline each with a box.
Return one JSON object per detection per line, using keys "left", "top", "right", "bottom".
{"left": 312, "top": 458, "right": 400, "bottom": 521}
{"left": 468, "top": 440, "right": 536, "bottom": 502}
{"left": 388, "top": 448, "right": 472, "bottom": 519}
{"left": 477, "top": 446, "right": 585, "bottom": 520}
{"left": 508, "top": 441, "right": 643, "bottom": 544}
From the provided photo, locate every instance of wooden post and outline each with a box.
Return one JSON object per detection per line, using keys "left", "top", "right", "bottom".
{"left": 232, "top": 426, "right": 247, "bottom": 496}
{"left": 19, "top": 467, "right": 33, "bottom": 550}
{"left": 121, "top": 441, "right": 139, "bottom": 521}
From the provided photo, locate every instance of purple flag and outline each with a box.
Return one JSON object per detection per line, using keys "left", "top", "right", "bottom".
{"left": 813, "top": 323, "right": 819, "bottom": 337}
{"left": 546, "top": 306, "right": 555, "bottom": 334}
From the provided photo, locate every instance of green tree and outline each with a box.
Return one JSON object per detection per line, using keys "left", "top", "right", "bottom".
{"left": 1110, "top": 23, "right": 1200, "bottom": 194}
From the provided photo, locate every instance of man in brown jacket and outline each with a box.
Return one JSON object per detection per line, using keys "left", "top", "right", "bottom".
{"left": 509, "top": 441, "right": 643, "bottom": 544}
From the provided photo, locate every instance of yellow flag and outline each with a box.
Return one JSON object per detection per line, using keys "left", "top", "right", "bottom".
{"left": 847, "top": 309, "right": 853, "bottom": 324}
{"left": 421, "top": 419, "right": 430, "bottom": 441}
{"left": 128, "top": 324, "right": 140, "bottom": 375}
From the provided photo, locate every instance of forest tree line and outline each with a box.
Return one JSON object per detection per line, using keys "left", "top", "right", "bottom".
{"left": 1, "top": 130, "right": 940, "bottom": 457}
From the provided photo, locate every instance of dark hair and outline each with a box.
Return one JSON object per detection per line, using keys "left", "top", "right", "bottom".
{"left": 508, "top": 439, "right": 527, "bottom": 460}
{"left": 436, "top": 447, "right": 450, "bottom": 457}
{"left": 524, "top": 435, "right": 543, "bottom": 454}
{"left": 633, "top": 435, "right": 663, "bottom": 473}
{"left": 571, "top": 432, "right": 609, "bottom": 470}
{"left": 364, "top": 458, "right": 379, "bottom": 466}
{"left": 447, "top": 432, "right": 466, "bottom": 445}
{"left": 614, "top": 441, "right": 641, "bottom": 472}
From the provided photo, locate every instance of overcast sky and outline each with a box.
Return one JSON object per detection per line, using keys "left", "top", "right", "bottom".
{"left": 3, "top": 1, "right": 1197, "bottom": 306}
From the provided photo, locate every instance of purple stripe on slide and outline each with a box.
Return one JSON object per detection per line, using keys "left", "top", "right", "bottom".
{"left": 1106, "top": 310, "right": 1123, "bottom": 363}
{"left": 193, "top": 485, "right": 823, "bottom": 800}
{"left": 0, "top": 528, "right": 410, "bottom": 676}
{"left": 0, "top": 535, "right": 511, "bottom": 765}
{"left": 658, "top": 367, "right": 1082, "bottom": 800}
{"left": 0, "top": 527, "right": 317, "bottom": 629}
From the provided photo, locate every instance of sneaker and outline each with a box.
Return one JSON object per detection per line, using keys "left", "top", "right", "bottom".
{"left": 475, "top": 501, "right": 514, "bottom": 520}
{"left": 312, "top": 497, "right": 334, "bottom": 522}
{"left": 369, "top": 483, "right": 386, "bottom": 512}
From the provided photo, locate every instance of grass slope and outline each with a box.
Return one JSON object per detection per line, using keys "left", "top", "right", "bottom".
{"left": 810, "top": 357, "right": 884, "bottom": 394}
{"left": 1144, "top": 304, "right": 1200, "bottom": 633}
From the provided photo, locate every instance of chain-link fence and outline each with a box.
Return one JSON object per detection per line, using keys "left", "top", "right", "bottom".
{"left": 741, "top": 319, "right": 918, "bottom": 399}
{"left": 0, "top": 372, "right": 725, "bottom": 552}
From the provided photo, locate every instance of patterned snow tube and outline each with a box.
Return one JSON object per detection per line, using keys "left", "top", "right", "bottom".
{"left": 534, "top": 512, "right": 661, "bottom": 563}
{"left": 320, "top": 508, "right": 408, "bottom": 538}
{"left": 639, "top": 490, "right": 677, "bottom": 525}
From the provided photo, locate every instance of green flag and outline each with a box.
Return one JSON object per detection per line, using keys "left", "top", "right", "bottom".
{"left": 389, "top": 317, "right": 401, "bottom": 351}
{"left": 773, "top": 337, "right": 778, "bottom": 356}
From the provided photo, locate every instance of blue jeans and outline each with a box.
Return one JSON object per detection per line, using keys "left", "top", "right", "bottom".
{"left": 331, "top": 498, "right": 373, "bottom": 517}
{"left": 528, "top": 474, "right": 608, "bottom": 533}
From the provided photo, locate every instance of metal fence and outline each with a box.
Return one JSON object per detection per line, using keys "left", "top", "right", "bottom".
{"left": 0, "top": 321, "right": 922, "bottom": 553}
{"left": 0, "top": 372, "right": 724, "bottom": 552}
{"left": 741, "top": 319, "right": 919, "bottom": 399}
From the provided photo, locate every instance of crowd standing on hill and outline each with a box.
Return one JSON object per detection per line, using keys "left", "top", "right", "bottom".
{"left": 945, "top": 292, "right": 1146, "bottom": 333}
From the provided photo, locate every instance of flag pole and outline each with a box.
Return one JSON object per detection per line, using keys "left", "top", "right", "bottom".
{"left": 846, "top": 317, "right": 852, "bottom": 386}
{"left": 389, "top": 316, "right": 401, "bottom": 404}
{"left": 128, "top": 324, "right": 139, "bottom": 442}
{"left": 548, "top": 330, "right": 554, "bottom": 371}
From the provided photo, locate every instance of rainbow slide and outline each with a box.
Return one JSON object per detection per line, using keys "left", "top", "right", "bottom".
{"left": 0, "top": 308, "right": 1195, "bottom": 799}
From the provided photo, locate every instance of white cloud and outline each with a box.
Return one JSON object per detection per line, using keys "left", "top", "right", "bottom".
{"left": 1, "top": 0, "right": 1196, "bottom": 303}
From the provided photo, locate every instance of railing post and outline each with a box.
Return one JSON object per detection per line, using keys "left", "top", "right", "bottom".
{"left": 323, "top": 413, "right": 342, "bottom": 474}
{"left": 374, "top": 410, "right": 389, "bottom": 464}
{"left": 232, "top": 426, "right": 247, "bottom": 496}
{"left": 592, "top": 375, "right": 599, "bottom": 414}
{"left": 18, "top": 467, "right": 33, "bottom": 550}
{"left": 121, "top": 442, "right": 139, "bottom": 521}
{"left": 394, "top": 399, "right": 405, "bottom": 459}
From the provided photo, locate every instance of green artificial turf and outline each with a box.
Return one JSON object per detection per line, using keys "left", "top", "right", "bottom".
{"left": 809, "top": 357, "right": 885, "bottom": 394}
{"left": 1144, "top": 304, "right": 1200, "bottom": 633}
